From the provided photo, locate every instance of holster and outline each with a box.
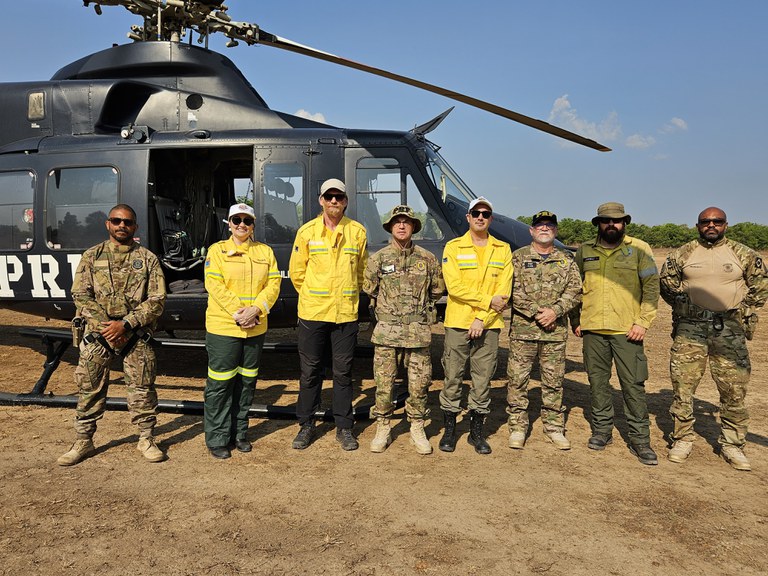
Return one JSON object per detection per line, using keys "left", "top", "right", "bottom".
{"left": 743, "top": 314, "right": 759, "bottom": 341}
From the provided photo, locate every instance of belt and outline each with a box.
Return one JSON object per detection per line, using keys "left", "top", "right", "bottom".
{"left": 376, "top": 312, "right": 428, "bottom": 324}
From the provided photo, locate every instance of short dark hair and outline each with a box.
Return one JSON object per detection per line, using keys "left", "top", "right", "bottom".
{"left": 109, "top": 204, "right": 137, "bottom": 220}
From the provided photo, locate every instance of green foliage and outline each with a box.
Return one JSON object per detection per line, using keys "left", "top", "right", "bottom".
{"left": 517, "top": 216, "right": 768, "bottom": 249}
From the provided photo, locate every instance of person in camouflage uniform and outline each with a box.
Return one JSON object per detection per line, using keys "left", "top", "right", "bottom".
{"left": 58, "top": 204, "right": 167, "bottom": 466}
{"left": 660, "top": 206, "right": 768, "bottom": 471}
{"left": 363, "top": 205, "right": 444, "bottom": 454}
{"left": 506, "top": 211, "right": 582, "bottom": 451}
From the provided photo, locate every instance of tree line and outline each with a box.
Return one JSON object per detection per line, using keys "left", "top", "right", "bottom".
{"left": 516, "top": 217, "right": 768, "bottom": 250}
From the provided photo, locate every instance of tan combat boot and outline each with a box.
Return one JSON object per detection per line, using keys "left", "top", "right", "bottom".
{"left": 57, "top": 438, "right": 95, "bottom": 466}
{"left": 137, "top": 436, "right": 166, "bottom": 463}
{"left": 409, "top": 420, "right": 433, "bottom": 455}
{"left": 370, "top": 419, "right": 392, "bottom": 453}
{"left": 544, "top": 430, "right": 571, "bottom": 450}
{"left": 508, "top": 430, "right": 526, "bottom": 449}
{"left": 668, "top": 440, "right": 693, "bottom": 463}
{"left": 721, "top": 445, "right": 751, "bottom": 471}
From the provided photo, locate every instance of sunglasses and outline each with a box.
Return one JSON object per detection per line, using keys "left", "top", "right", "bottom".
{"left": 596, "top": 217, "right": 624, "bottom": 224}
{"left": 533, "top": 222, "right": 557, "bottom": 229}
{"left": 698, "top": 218, "right": 726, "bottom": 226}
{"left": 322, "top": 192, "right": 347, "bottom": 202}
{"left": 108, "top": 217, "right": 135, "bottom": 226}
{"left": 230, "top": 216, "right": 255, "bottom": 226}
{"left": 470, "top": 209, "right": 492, "bottom": 219}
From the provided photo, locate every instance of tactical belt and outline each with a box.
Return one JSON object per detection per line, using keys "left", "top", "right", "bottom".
{"left": 679, "top": 304, "right": 738, "bottom": 331}
{"left": 376, "top": 312, "right": 428, "bottom": 324}
{"left": 119, "top": 328, "right": 152, "bottom": 357}
{"left": 83, "top": 332, "right": 115, "bottom": 354}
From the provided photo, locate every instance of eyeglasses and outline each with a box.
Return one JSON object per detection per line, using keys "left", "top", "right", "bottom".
{"left": 230, "top": 216, "right": 254, "bottom": 226}
{"left": 108, "top": 217, "right": 135, "bottom": 226}
{"left": 596, "top": 217, "right": 623, "bottom": 224}
{"left": 698, "top": 218, "right": 726, "bottom": 226}
{"left": 322, "top": 192, "right": 346, "bottom": 202}
{"left": 470, "top": 209, "right": 492, "bottom": 219}
{"left": 533, "top": 222, "right": 556, "bottom": 229}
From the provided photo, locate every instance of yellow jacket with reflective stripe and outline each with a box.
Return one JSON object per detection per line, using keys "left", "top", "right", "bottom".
{"left": 442, "top": 231, "right": 513, "bottom": 330}
{"left": 289, "top": 214, "right": 368, "bottom": 323}
{"left": 572, "top": 235, "right": 659, "bottom": 332}
{"left": 204, "top": 237, "right": 281, "bottom": 337}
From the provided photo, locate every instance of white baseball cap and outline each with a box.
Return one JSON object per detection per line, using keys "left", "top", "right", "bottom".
{"left": 468, "top": 196, "right": 494, "bottom": 212}
{"left": 227, "top": 203, "right": 255, "bottom": 219}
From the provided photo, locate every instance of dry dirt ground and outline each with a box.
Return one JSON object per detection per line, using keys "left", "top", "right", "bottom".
{"left": 1, "top": 251, "right": 767, "bottom": 576}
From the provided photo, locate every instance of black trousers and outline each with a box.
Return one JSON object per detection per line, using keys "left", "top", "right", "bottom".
{"left": 296, "top": 319, "right": 358, "bottom": 428}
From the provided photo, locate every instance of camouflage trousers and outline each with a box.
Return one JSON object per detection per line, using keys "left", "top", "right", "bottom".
{"left": 73, "top": 338, "right": 158, "bottom": 438}
{"left": 372, "top": 346, "right": 431, "bottom": 421}
{"left": 506, "top": 339, "right": 567, "bottom": 433}
{"left": 670, "top": 317, "right": 750, "bottom": 447}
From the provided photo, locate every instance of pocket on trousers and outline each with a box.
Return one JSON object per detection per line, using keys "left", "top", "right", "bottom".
{"left": 635, "top": 350, "right": 649, "bottom": 383}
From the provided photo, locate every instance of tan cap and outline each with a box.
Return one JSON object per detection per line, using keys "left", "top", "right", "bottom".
{"left": 382, "top": 205, "right": 422, "bottom": 234}
{"left": 320, "top": 178, "right": 346, "bottom": 196}
{"left": 592, "top": 202, "right": 631, "bottom": 225}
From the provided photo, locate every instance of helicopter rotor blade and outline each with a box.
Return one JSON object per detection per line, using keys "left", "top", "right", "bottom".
{"left": 255, "top": 31, "right": 611, "bottom": 152}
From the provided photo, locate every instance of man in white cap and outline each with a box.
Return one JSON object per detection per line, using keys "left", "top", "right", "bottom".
{"left": 439, "top": 196, "right": 512, "bottom": 454}
{"left": 289, "top": 178, "right": 368, "bottom": 451}
{"left": 570, "top": 202, "right": 660, "bottom": 465}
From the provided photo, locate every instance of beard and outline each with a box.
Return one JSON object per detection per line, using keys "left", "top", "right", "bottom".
{"left": 699, "top": 228, "right": 724, "bottom": 243}
{"left": 601, "top": 226, "right": 625, "bottom": 244}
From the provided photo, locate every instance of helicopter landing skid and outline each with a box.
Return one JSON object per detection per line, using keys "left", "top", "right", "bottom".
{"left": 5, "top": 328, "right": 394, "bottom": 421}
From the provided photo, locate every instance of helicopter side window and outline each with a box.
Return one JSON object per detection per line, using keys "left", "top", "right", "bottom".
{"left": 355, "top": 157, "right": 444, "bottom": 244}
{"left": 262, "top": 163, "right": 304, "bottom": 244}
{"left": 0, "top": 171, "right": 35, "bottom": 251}
{"left": 46, "top": 167, "right": 118, "bottom": 250}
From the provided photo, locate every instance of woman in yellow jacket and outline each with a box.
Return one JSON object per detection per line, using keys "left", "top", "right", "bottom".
{"left": 204, "top": 203, "right": 281, "bottom": 459}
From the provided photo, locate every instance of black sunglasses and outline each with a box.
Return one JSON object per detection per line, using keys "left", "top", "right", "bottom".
{"left": 470, "top": 209, "right": 492, "bottom": 219}
{"left": 698, "top": 218, "right": 726, "bottom": 226}
{"left": 322, "top": 192, "right": 346, "bottom": 202}
{"left": 108, "top": 217, "right": 135, "bottom": 226}
{"left": 596, "top": 217, "right": 624, "bottom": 224}
{"left": 230, "top": 216, "right": 254, "bottom": 226}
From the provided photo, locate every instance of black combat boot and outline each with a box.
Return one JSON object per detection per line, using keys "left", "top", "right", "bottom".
{"left": 467, "top": 410, "right": 492, "bottom": 455}
{"left": 439, "top": 411, "right": 457, "bottom": 452}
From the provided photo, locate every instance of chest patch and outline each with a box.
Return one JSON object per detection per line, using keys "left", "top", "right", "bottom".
{"left": 524, "top": 261, "right": 537, "bottom": 269}
{"left": 583, "top": 256, "right": 599, "bottom": 262}
{"left": 132, "top": 259, "right": 144, "bottom": 270}
{"left": 381, "top": 264, "right": 396, "bottom": 274}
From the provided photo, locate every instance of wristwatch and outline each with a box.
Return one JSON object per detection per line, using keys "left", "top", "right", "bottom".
{"left": 123, "top": 320, "right": 132, "bottom": 331}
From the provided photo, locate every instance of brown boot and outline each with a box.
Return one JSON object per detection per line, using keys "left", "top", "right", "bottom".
{"left": 370, "top": 419, "right": 392, "bottom": 453}
{"left": 57, "top": 438, "right": 95, "bottom": 466}
{"left": 409, "top": 420, "right": 433, "bottom": 455}
{"left": 137, "top": 436, "right": 165, "bottom": 463}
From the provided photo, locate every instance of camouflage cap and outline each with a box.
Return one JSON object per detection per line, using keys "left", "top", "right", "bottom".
{"left": 531, "top": 210, "right": 558, "bottom": 226}
{"left": 383, "top": 205, "right": 422, "bottom": 234}
{"left": 591, "top": 202, "right": 631, "bottom": 225}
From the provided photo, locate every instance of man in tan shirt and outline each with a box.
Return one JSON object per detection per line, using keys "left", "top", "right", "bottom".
{"left": 660, "top": 206, "right": 768, "bottom": 471}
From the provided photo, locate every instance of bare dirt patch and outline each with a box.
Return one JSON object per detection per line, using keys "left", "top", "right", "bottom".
{"left": 2, "top": 251, "right": 767, "bottom": 575}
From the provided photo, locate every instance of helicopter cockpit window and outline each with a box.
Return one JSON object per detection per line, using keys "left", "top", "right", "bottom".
{"left": 46, "top": 166, "right": 119, "bottom": 250}
{"left": 0, "top": 171, "right": 35, "bottom": 250}
{"left": 424, "top": 147, "right": 475, "bottom": 206}
{"left": 356, "top": 157, "right": 444, "bottom": 245}
{"left": 262, "top": 163, "right": 304, "bottom": 244}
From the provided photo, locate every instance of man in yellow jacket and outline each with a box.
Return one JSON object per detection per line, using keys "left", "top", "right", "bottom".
{"left": 289, "top": 178, "right": 368, "bottom": 451}
{"left": 570, "top": 202, "right": 660, "bottom": 466}
{"left": 440, "top": 197, "right": 512, "bottom": 454}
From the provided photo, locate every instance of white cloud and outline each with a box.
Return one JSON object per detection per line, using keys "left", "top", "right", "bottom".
{"left": 548, "top": 94, "right": 621, "bottom": 144}
{"left": 661, "top": 117, "right": 688, "bottom": 133}
{"left": 294, "top": 109, "right": 326, "bottom": 123}
{"left": 625, "top": 134, "right": 657, "bottom": 149}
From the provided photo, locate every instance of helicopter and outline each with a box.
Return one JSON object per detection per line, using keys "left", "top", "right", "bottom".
{"left": 0, "top": 0, "right": 610, "bottom": 336}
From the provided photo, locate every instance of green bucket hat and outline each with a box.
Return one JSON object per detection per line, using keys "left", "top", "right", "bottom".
{"left": 383, "top": 205, "right": 422, "bottom": 234}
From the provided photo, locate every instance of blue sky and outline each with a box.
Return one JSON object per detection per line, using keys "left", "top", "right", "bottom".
{"left": 3, "top": 1, "right": 767, "bottom": 225}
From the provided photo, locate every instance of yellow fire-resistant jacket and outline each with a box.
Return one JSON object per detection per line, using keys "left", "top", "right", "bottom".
{"left": 204, "top": 237, "right": 281, "bottom": 337}
{"left": 442, "top": 231, "right": 513, "bottom": 330}
{"left": 571, "top": 234, "right": 659, "bottom": 333}
{"left": 289, "top": 214, "right": 368, "bottom": 323}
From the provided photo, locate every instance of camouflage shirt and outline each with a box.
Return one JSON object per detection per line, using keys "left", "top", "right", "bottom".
{"left": 660, "top": 237, "right": 768, "bottom": 317}
{"left": 363, "top": 241, "right": 445, "bottom": 348}
{"left": 510, "top": 245, "right": 582, "bottom": 341}
{"left": 72, "top": 240, "right": 167, "bottom": 333}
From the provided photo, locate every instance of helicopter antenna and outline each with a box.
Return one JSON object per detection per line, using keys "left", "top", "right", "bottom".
{"left": 84, "top": 0, "right": 611, "bottom": 151}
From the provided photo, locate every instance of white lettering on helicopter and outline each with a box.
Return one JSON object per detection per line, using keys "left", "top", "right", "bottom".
{"left": 0, "top": 254, "right": 82, "bottom": 298}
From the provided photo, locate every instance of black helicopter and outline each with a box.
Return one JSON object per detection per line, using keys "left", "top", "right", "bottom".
{"left": 0, "top": 0, "right": 609, "bottom": 334}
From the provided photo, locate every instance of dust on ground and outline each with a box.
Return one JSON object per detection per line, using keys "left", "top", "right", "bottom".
{"left": 1, "top": 250, "right": 767, "bottom": 575}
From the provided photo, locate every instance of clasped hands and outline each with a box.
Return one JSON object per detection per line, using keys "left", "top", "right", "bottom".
{"left": 234, "top": 306, "right": 262, "bottom": 329}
